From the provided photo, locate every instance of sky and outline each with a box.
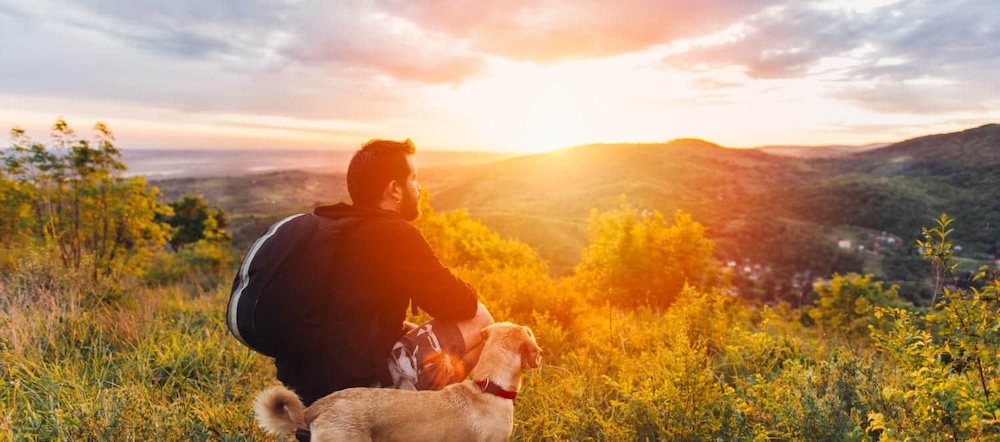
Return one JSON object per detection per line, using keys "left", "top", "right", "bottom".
{"left": 0, "top": 0, "right": 998, "bottom": 153}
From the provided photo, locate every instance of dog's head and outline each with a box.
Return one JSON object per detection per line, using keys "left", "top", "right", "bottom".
{"left": 480, "top": 322, "right": 542, "bottom": 369}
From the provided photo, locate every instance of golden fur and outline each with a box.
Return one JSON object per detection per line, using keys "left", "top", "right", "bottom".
{"left": 254, "top": 322, "right": 541, "bottom": 442}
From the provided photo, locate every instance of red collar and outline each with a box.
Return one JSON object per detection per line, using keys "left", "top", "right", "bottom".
{"left": 475, "top": 379, "right": 517, "bottom": 401}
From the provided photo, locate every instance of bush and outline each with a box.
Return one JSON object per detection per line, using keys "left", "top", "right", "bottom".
{"left": 570, "top": 199, "right": 727, "bottom": 308}
{"left": 869, "top": 215, "right": 1000, "bottom": 440}
{"left": 415, "top": 200, "right": 575, "bottom": 324}
{"left": 808, "top": 273, "right": 907, "bottom": 340}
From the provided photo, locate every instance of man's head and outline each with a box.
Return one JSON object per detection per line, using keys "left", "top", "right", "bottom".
{"left": 347, "top": 139, "right": 421, "bottom": 221}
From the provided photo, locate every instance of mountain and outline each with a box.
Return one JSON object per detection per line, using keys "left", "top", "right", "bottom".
{"left": 419, "top": 139, "right": 808, "bottom": 271}
{"left": 151, "top": 124, "right": 1000, "bottom": 303}
{"left": 781, "top": 123, "right": 1000, "bottom": 269}
{"left": 755, "top": 143, "right": 888, "bottom": 159}
{"left": 841, "top": 124, "right": 1000, "bottom": 176}
{"left": 466, "top": 124, "right": 1000, "bottom": 299}
{"left": 431, "top": 138, "right": 809, "bottom": 212}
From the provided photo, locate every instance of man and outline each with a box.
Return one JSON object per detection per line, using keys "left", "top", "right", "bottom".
{"left": 261, "top": 139, "right": 494, "bottom": 417}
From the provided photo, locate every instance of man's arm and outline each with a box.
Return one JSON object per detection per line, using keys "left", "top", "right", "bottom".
{"left": 379, "top": 222, "right": 478, "bottom": 321}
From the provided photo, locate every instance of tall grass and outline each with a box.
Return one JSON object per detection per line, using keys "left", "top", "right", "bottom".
{"left": 512, "top": 291, "right": 884, "bottom": 441}
{"left": 3, "top": 258, "right": 884, "bottom": 441}
{"left": 3, "top": 247, "right": 995, "bottom": 440}
{"left": 1, "top": 255, "right": 273, "bottom": 441}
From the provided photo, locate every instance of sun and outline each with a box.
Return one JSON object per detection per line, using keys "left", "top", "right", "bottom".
{"left": 502, "top": 60, "right": 616, "bottom": 153}
{"left": 432, "top": 58, "right": 620, "bottom": 154}
{"left": 513, "top": 88, "right": 602, "bottom": 153}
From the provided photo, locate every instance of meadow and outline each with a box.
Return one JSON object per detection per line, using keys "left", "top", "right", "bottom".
{"left": 5, "top": 207, "right": 1000, "bottom": 441}
{"left": 3, "top": 121, "right": 1000, "bottom": 440}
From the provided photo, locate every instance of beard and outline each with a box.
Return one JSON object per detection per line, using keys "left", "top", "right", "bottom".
{"left": 400, "top": 188, "right": 421, "bottom": 221}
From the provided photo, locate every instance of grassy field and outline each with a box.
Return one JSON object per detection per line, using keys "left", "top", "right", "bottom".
{"left": 1, "top": 266, "right": 275, "bottom": 440}
{"left": 4, "top": 250, "right": 1000, "bottom": 440}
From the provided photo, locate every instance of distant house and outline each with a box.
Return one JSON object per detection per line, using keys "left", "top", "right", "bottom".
{"left": 838, "top": 239, "right": 852, "bottom": 249}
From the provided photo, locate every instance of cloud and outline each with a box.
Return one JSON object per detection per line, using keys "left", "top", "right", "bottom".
{"left": 378, "top": 0, "right": 780, "bottom": 62}
{"left": 833, "top": 83, "right": 986, "bottom": 114}
{"left": 282, "top": 3, "right": 487, "bottom": 84}
{"left": 2, "top": 0, "right": 996, "bottom": 149}
{"left": 835, "top": 0, "right": 1000, "bottom": 113}
{"left": 659, "top": 0, "right": 1000, "bottom": 114}
{"left": 57, "top": 0, "right": 294, "bottom": 71}
{"left": 5, "top": 0, "right": 485, "bottom": 85}
{"left": 664, "top": 4, "right": 875, "bottom": 77}
{"left": 0, "top": 0, "right": 496, "bottom": 135}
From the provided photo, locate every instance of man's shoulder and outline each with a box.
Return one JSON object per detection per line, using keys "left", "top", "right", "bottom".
{"left": 315, "top": 204, "right": 407, "bottom": 225}
{"left": 313, "top": 203, "right": 423, "bottom": 243}
{"left": 355, "top": 215, "right": 419, "bottom": 238}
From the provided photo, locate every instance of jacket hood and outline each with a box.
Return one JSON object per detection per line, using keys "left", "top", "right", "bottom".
{"left": 313, "top": 202, "right": 402, "bottom": 221}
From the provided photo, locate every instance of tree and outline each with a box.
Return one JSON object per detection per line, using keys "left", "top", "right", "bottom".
{"left": 159, "top": 193, "right": 231, "bottom": 250}
{"left": 0, "top": 119, "right": 171, "bottom": 280}
{"left": 571, "top": 198, "right": 726, "bottom": 308}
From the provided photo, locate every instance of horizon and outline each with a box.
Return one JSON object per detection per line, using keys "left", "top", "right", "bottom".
{"left": 2, "top": 1, "right": 998, "bottom": 153}
{"left": 73, "top": 122, "right": 1000, "bottom": 154}
{"left": 6, "top": 121, "right": 996, "bottom": 158}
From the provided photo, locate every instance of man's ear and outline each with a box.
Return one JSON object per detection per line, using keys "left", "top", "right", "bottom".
{"left": 383, "top": 180, "right": 402, "bottom": 203}
{"left": 480, "top": 326, "right": 490, "bottom": 340}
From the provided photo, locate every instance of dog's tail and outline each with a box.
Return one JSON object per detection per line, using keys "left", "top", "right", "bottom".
{"left": 253, "top": 385, "right": 307, "bottom": 436}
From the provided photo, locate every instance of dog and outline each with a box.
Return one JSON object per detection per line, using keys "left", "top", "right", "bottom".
{"left": 254, "top": 322, "right": 542, "bottom": 441}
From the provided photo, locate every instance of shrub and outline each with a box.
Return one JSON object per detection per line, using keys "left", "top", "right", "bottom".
{"left": 869, "top": 215, "right": 1000, "bottom": 440}
{"left": 415, "top": 200, "right": 575, "bottom": 324}
{"left": 570, "top": 199, "right": 727, "bottom": 308}
{"left": 809, "top": 273, "right": 907, "bottom": 341}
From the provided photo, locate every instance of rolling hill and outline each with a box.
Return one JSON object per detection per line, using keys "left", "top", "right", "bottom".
{"left": 845, "top": 123, "right": 1000, "bottom": 176}
{"left": 152, "top": 124, "right": 1000, "bottom": 303}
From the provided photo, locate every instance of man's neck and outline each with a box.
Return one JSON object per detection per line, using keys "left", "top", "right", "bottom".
{"left": 376, "top": 199, "right": 399, "bottom": 214}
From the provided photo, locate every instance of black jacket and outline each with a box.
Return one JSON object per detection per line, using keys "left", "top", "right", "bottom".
{"left": 267, "top": 203, "right": 478, "bottom": 405}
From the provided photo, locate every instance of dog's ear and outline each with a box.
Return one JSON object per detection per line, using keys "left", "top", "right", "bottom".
{"left": 523, "top": 326, "right": 535, "bottom": 339}
{"left": 519, "top": 328, "right": 542, "bottom": 369}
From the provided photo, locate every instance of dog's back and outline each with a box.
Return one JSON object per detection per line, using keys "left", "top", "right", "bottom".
{"left": 307, "top": 381, "right": 513, "bottom": 441}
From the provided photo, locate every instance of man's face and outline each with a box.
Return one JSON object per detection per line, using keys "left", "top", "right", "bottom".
{"left": 399, "top": 156, "right": 421, "bottom": 222}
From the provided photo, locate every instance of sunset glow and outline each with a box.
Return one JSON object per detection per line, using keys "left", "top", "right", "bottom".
{"left": 1, "top": 0, "right": 997, "bottom": 152}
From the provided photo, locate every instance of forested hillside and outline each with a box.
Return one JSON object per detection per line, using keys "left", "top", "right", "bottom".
{"left": 154, "top": 124, "right": 1000, "bottom": 304}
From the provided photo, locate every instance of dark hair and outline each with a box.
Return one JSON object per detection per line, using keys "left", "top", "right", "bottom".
{"left": 346, "top": 139, "right": 416, "bottom": 207}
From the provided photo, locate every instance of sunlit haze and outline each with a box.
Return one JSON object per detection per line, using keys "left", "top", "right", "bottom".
{"left": 1, "top": 0, "right": 997, "bottom": 153}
